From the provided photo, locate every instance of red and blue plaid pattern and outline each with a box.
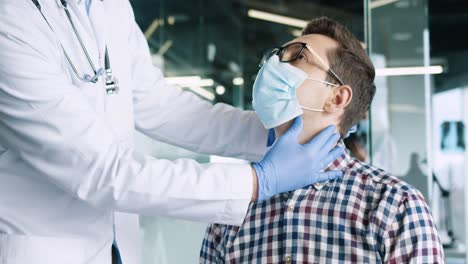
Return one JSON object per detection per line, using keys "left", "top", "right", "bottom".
{"left": 200, "top": 149, "right": 444, "bottom": 263}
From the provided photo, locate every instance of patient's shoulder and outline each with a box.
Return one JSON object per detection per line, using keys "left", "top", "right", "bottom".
{"left": 345, "top": 158, "right": 425, "bottom": 202}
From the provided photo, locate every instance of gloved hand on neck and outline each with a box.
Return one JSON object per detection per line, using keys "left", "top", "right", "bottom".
{"left": 253, "top": 117, "right": 344, "bottom": 201}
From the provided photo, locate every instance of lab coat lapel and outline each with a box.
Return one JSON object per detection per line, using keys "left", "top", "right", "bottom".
{"left": 37, "top": 1, "right": 106, "bottom": 110}
{"left": 66, "top": 0, "right": 102, "bottom": 66}
{"left": 87, "top": 0, "right": 107, "bottom": 65}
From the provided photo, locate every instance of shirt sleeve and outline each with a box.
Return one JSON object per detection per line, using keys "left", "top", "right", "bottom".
{"left": 382, "top": 190, "right": 445, "bottom": 263}
{"left": 123, "top": 1, "right": 268, "bottom": 162}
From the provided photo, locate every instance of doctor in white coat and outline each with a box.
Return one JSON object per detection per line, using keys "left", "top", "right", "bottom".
{"left": 0, "top": 0, "right": 344, "bottom": 263}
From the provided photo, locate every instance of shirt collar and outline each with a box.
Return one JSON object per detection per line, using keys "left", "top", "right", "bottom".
{"left": 308, "top": 141, "right": 350, "bottom": 191}
{"left": 325, "top": 141, "right": 351, "bottom": 172}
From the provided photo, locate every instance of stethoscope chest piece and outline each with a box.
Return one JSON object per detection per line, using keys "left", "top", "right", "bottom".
{"left": 105, "top": 69, "right": 119, "bottom": 95}
{"left": 104, "top": 47, "right": 119, "bottom": 95}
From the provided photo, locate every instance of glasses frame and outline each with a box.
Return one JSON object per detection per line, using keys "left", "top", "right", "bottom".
{"left": 260, "top": 42, "right": 345, "bottom": 86}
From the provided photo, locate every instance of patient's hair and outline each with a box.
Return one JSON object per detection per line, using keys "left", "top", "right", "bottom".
{"left": 302, "top": 17, "right": 376, "bottom": 137}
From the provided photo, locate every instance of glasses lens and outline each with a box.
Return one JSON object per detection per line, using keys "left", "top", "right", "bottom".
{"left": 259, "top": 48, "right": 279, "bottom": 68}
{"left": 279, "top": 43, "right": 304, "bottom": 62}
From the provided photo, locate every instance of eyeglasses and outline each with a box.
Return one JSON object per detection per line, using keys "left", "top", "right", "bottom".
{"left": 259, "top": 42, "right": 344, "bottom": 86}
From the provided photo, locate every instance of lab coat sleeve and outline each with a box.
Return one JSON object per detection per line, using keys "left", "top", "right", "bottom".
{"left": 124, "top": 2, "right": 268, "bottom": 162}
{"left": 0, "top": 3, "right": 252, "bottom": 226}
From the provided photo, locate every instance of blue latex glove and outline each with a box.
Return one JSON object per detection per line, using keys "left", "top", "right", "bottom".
{"left": 267, "top": 128, "right": 275, "bottom": 147}
{"left": 253, "top": 117, "right": 344, "bottom": 201}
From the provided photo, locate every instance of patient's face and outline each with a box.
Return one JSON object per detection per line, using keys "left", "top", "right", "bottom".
{"left": 275, "top": 34, "right": 340, "bottom": 138}
{"left": 287, "top": 34, "right": 339, "bottom": 116}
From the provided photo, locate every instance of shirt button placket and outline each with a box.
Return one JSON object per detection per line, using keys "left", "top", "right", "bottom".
{"left": 313, "top": 182, "right": 324, "bottom": 190}
{"left": 284, "top": 197, "right": 295, "bottom": 264}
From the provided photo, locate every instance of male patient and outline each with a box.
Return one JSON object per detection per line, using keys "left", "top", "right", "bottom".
{"left": 200, "top": 17, "right": 444, "bottom": 263}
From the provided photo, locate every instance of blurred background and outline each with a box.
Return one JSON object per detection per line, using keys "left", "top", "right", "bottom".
{"left": 130, "top": 0, "right": 468, "bottom": 263}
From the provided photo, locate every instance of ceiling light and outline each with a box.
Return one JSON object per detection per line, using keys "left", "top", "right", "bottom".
{"left": 369, "top": 0, "right": 399, "bottom": 9}
{"left": 167, "top": 16, "right": 176, "bottom": 25}
{"left": 247, "top": 9, "right": 307, "bottom": 28}
{"left": 233, "top": 77, "right": 244, "bottom": 85}
{"left": 166, "top": 76, "right": 200, "bottom": 85}
{"left": 144, "top": 19, "right": 162, "bottom": 39}
{"left": 186, "top": 86, "right": 215, "bottom": 101}
{"left": 392, "top": 32, "right": 412, "bottom": 41}
{"left": 165, "top": 76, "right": 213, "bottom": 87}
{"left": 165, "top": 76, "right": 215, "bottom": 100}
{"left": 157, "top": 40, "right": 173, "bottom": 56}
{"left": 376, "top": 66, "right": 443, "bottom": 76}
{"left": 216, "top": 85, "right": 226, "bottom": 95}
{"left": 199, "top": 79, "right": 214, "bottom": 86}
{"left": 290, "top": 29, "right": 302, "bottom": 37}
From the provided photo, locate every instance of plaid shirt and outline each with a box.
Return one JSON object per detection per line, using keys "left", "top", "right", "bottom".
{"left": 200, "top": 148, "right": 444, "bottom": 263}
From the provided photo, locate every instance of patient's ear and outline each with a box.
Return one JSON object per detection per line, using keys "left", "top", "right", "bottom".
{"left": 324, "top": 85, "right": 353, "bottom": 113}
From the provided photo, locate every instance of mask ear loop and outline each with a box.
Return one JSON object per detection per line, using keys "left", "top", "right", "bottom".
{"left": 301, "top": 106, "right": 324, "bottom": 112}
{"left": 299, "top": 78, "right": 338, "bottom": 112}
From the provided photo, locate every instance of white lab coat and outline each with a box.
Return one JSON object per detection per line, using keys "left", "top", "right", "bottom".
{"left": 0, "top": 0, "right": 268, "bottom": 263}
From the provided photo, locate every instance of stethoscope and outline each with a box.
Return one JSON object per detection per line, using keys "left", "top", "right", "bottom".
{"left": 31, "top": 0, "right": 119, "bottom": 95}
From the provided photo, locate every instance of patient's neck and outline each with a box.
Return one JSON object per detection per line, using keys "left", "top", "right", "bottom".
{"left": 275, "top": 116, "right": 334, "bottom": 144}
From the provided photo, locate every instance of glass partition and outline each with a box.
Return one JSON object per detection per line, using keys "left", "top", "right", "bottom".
{"left": 429, "top": 0, "right": 468, "bottom": 261}
{"left": 368, "top": 0, "right": 468, "bottom": 262}
{"left": 367, "top": 0, "right": 431, "bottom": 195}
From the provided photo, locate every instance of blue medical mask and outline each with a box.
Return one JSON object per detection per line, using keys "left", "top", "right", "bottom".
{"left": 252, "top": 55, "right": 338, "bottom": 129}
